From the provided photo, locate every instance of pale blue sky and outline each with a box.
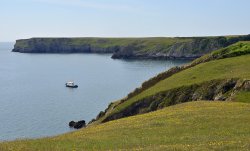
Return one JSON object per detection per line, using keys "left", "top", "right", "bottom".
{"left": 1, "top": 0, "right": 250, "bottom": 41}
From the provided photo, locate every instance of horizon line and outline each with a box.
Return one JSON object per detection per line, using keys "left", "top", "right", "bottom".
{"left": 2, "top": 33, "right": 250, "bottom": 42}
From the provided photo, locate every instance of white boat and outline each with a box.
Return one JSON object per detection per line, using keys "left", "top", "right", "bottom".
{"left": 65, "top": 81, "right": 78, "bottom": 88}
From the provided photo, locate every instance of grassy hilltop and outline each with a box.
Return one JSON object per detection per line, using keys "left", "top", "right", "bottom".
{"left": 1, "top": 41, "right": 250, "bottom": 150}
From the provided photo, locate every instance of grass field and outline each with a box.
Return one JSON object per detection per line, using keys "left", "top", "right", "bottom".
{"left": 1, "top": 101, "right": 250, "bottom": 151}
{"left": 234, "top": 91, "right": 250, "bottom": 103}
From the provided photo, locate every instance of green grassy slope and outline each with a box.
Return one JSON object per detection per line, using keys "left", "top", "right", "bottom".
{"left": 233, "top": 91, "right": 250, "bottom": 103}
{"left": 192, "top": 41, "right": 250, "bottom": 64}
{"left": 96, "top": 42, "right": 250, "bottom": 122}
{"left": 114, "top": 54, "right": 250, "bottom": 111}
{"left": 1, "top": 101, "right": 250, "bottom": 151}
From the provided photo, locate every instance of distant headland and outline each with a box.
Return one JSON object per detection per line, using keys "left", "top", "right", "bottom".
{"left": 13, "top": 35, "right": 250, "bottom": 59}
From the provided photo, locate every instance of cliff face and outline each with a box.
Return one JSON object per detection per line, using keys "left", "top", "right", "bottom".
{"left": 12, "top": 38, "right": 119, "bottom": 53}
{"left": 13, "top": 35, "right": 250, "bottom": 59}
{"left": 111, "top": 37, "right": 225, "bottom": 59}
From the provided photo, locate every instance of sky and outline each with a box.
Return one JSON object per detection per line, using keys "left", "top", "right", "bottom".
{"left": 1, "top": 0, "right": 250, "bottom": 41}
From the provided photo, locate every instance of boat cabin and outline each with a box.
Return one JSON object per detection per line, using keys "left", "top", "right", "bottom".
{"left": 65, "top": 81, "right": 78, "bottom": 88}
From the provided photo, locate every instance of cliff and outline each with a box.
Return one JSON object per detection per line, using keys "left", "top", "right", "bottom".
{"left": 12, "top": 38, "right": 120, "bottom": 53}
{"left": 12, "top": 35, "right": 250, "bottom": 59}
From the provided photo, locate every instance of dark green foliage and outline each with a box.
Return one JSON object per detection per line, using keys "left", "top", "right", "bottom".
{"left": 96, "top": 111, "right": 105, "bottom": 119}
{"left": 226, "top": 34, "right": 250, "bottom": 45}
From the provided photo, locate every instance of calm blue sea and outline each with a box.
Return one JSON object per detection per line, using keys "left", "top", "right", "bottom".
{"left": 0, "top": 42, "right": 189, "bottom": 141}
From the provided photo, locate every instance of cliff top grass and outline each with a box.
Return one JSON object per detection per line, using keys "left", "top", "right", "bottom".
{"left": 15, "top": 37, "right": 191, "bottom": 51}
{"left": 98, "top": 42, "right": 250, "bottom": 119}
{"left": 1, "top": 101, "right": 250, "bottom": 150}
{"left": 192, "top": 41, "right": 250, "bottom": 64}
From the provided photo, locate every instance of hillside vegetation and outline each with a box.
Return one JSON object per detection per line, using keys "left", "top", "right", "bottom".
{"left": 1, "top": 101, "right": 250, "bottom": 151}
{"left": 93, "top": 41, "right": 250, "bottom": 123}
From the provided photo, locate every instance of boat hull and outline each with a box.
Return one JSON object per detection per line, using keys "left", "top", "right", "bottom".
{"left": 65, "top": 84, "right": 78, "bottom": 88}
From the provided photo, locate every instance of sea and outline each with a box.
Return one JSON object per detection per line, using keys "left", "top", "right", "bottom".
{"left": 0, "top": 42, "right": 190, "bottom": 140}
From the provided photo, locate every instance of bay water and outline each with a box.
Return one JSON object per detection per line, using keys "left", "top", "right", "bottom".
{"left": 0, "top": 43, "right": 189, "bottom": 140}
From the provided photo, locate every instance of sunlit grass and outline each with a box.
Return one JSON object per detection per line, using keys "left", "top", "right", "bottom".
{"left": 234, "top": 91, "right": 250, "bottom": 103}
{"left": 1, "top": 101, "right": 250, "bottom": 150}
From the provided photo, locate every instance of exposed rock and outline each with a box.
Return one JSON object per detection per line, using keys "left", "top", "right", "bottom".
{"left": 69, "top": 121, "right": 75, "bottom": 127}
{"left": 111, "top": 35, "right": 250, "bottom": 59}
{"left": 111, "top": 44, "right": 138, "bottom": 59}
{"left": 214, "top": 93, "right": 227, "bottom": 101}
{"left": 242, "top": 80, "right": 250, "bottom": 90}
{"left": 68, "top": 120, "right": 86, "bottom": 129}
